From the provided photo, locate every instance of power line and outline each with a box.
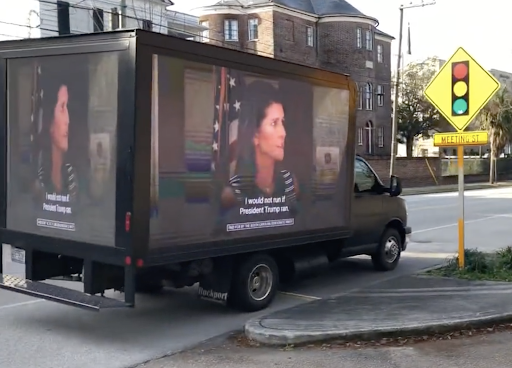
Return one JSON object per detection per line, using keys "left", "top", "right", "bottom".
{"left": 0, "top": 19, "right": 58, "bottom": 35}
{"left": 0, "top": 33, "right": 23, "bottom": 39}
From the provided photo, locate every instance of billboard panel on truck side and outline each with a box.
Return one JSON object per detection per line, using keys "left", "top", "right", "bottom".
{"left": 148, "top": 55, "right": 352, "bottom": 249}
{"left": 6, "top": 52, "right": 119, "bottom": 247}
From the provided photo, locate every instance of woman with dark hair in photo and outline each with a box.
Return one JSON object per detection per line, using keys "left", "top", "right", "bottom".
{"left": 33, "top": 67, "right": 78, "bottom": 203}
{"left": 221, "top": 79, "right": 300, "bottom": 222}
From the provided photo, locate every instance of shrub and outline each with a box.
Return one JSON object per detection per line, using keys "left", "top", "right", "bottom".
{"left": 496, "top": 246, "right": 512, "bottom": 271}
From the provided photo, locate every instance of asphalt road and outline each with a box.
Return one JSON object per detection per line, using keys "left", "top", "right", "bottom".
{"left": 0, "top": 187, "right": 510, "bottom": 368}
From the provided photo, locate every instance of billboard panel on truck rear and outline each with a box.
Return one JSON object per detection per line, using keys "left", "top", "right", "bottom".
{"left": 149, "top": 54, "right": 352, "bottom": 248}
{"left": 6, "top": 52, "right": 119, "bottom": 246}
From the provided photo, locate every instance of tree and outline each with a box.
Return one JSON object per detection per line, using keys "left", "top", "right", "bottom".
{"left": 395, "top": 57, "right": 449, "bottom": 157}
{"left": 477, "top": 88, "right": 512, "bottom": 183}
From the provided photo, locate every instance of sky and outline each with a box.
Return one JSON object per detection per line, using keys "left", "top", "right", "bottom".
{"left": 171, "top": 0, "right": 512, "bottom": 73}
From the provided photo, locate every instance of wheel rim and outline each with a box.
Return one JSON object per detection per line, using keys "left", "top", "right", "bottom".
{"left": 384, "top": 236, "right": 400, "bottom": 263}
{"left": 247, "top": 264, "right": 273, "bottom": 301}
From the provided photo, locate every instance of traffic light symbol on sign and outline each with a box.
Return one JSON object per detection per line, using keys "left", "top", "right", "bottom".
{"left": 451, "top": 61, "right": 469, "bottom": 116}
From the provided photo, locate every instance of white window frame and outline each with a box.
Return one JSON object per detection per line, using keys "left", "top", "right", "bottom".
{"left": 224, "top": 19, "right": 238, "bottom": 41}
{"left": 378, "top": 126, "right": 384, "bottom": 147}
{"left": 248, "top": 18, "right": 258, "bottom": 41}
{"left": 365, "top": 30, "right": 373, "bottom": 50}
{"left": 365, "top": 121, "right": 374, "bottom": 155}
{"left": 376, "top": 84, "right": 384, "bottom": 106}
{"left": 357, "top": 84, "right": 363, "bottom": 110}
{"left": 200, "top": 20, "right": 209, "bottom": 42}
{"left": 356, "top": 27, "right": 362, "bottom": 48}
{"left": 377, "top": 44, "right": 383, "bottom": 62}
{"left": 306, "top": 26, "right": 314, "bottom": 47}
{"left": 365, "top": 82, "right": 373, "bottom": 110}
{"left": 357, "top": 127, "right": 363, "bottom": 146}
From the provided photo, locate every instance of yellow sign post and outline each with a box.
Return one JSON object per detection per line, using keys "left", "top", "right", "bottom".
{"left": 424, "top": 47, "right": 500, "bottom": 269}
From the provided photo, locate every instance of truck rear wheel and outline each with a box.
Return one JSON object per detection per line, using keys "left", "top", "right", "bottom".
{"left": 371, "top": 228, "right": 402, "bottom": 271}
{"left": 228, "top": 253, "right": 279, "bottom": 312}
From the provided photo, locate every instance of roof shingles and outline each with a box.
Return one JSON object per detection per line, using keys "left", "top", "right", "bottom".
{"left": 208, "top": 0, "right": 393, "bottom": 37}
{"left": 212, "top": 0, "right": 366, "bottom": 17}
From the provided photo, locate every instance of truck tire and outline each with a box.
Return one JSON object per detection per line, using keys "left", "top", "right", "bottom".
{"left": 228, "top": 253, "right": 279, "bottom": 312}
{"left": 371, "top": 228, "right": 402, "bottom": 271}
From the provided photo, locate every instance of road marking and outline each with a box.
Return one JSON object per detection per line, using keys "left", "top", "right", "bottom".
{"left": 364, "top": 285, "right": 512, "bottom": 293}
{"left": 408, "top": 204, "right": 456, "bottom": 211}
{"left": 0, "top": 299, "right": 44, "bottom": 310}
{"left": 401, "top": 252, "right": 455, "bottom": 259}
{"left": 279, "top": 291, "right": 321, "bottom": 301}
{"left": 413, "top": 214, "right": 503, "bottom": 234}
{"left": 349, "top": 289, "right": 512, "bottom": 297}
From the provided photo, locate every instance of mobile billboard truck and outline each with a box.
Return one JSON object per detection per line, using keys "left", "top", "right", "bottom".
{"left": 0, "top": 30, "right": 410, "bottom": 312}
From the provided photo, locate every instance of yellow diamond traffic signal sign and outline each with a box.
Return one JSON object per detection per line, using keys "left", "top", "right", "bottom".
{"left": 424, "top": 47, "right": 500, "bottom": 131}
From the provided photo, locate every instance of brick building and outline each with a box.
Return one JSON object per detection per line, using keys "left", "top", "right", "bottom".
{"left": 195, "top": 0, "right": 394, "bottom": 156}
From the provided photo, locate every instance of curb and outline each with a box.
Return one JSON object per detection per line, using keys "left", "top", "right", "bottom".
{"left": 402, "top": 183, "right": 512, "bottom": 196}
{"left": 413, "top": 264, "right": 447, "bottom": 276}
{"left": 244, "top": 312, "right": 512, "bottom": 346}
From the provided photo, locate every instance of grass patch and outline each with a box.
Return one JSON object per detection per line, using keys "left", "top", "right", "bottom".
{"left": 427, "top": 247, "right": 512, "bottom": 282}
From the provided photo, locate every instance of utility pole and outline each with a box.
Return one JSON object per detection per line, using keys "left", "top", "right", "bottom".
{"left": 389, "top": 0, "right": 436, "bottom": 177}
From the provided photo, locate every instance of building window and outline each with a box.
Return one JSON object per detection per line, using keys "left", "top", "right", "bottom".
{"left": 356, "top": 27, "right": 362, "bottom": 48}
{"left": 306, "top": 26, "right": 314, "bottom": 46}
{"left": 377, "top": 44, "right": 383, "bottom": 63}
{"left": 57, "top": 1, "right": 71, "bottom": 35}
{"left": 357, "top": 127, "right": 363, "bottom": 146}
{"left": 365, "top": 82, "right": 373, "bottom": 110}
{"left": 248, "top": 18, "right": 258, "bottom": 40}
{"left": 357, "top": 84, "right": 363, "bottom": 110}
{"left": 224, "top": 19, "right": 238, "bottom": 41}
{"left": 111, "top": 7, "right": 120, "bottom": 30}
{"left": 142, "top": 19, "right": 152, "bottom": 31}
{"left": 378, "top": 126, "right": 384, "bottom": 148}
{"left": 376, "top": 84, "right": 384, "bottom": 106}
{"left": 93, "top": 8, "right": 104, "bottom": 32}
{"left": 284, "top": 19, "right": 294, "bottom": 41}
{"left": 200, "top": 20, "right": 209, "bottom": 42}
{"left": 365, "top": 121, "right": 374, "bottom": 154}
{"left": 365, "top": 30, "right": 373, "bottom": 50}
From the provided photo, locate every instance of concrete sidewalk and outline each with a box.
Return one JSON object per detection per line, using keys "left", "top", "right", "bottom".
{"left": 245, "top": 274, "right": 512, "bottom": 346}
{"left": 402, "top": 181, "right": 512, "bottom": 195}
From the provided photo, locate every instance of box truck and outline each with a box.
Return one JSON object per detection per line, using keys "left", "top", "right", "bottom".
{"left": 0, "top": 29, "right": 410, "bottom": 312}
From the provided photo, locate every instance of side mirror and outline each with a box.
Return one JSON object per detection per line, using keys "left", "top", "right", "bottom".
{"left": 388, "top": 175, "right": 402, "bottom": 197}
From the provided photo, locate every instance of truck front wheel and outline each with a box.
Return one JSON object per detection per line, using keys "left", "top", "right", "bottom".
{"left": 371, "top": 228, "right": 402, "bottom": 271}
{"left": 228, "top": 253, "right": 279, "bottom": 312}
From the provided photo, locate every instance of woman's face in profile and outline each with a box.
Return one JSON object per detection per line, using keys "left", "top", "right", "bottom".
{"left": 254, "top": 102, "right": 286, "bottom": 161}
{"left": 51, "top": 85, "right": 69, "bottom": 153}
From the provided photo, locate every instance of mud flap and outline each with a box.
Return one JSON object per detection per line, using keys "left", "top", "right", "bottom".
{"left": 197, "top": 256, "right": 234, "bottom": 305}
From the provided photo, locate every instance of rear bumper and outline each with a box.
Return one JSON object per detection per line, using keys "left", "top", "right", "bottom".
{"left": 0, "top": 274, "right": 129, "bottom": 311}
{"left": 403, "top": 226, "right": 412, "bottom": 251}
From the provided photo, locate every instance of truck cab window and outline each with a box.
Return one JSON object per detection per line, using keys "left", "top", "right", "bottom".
{"left": 354, "top": 160, "right": 377, "bottom": 192}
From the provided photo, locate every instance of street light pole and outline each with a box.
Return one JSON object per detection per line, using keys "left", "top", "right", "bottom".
{"left": 389, "top": 0, "right": 436, "bottom": 177}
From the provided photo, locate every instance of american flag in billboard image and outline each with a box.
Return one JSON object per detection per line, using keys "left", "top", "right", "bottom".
{"left": 30, "top": 62, "right": 43, "bottom": 167}
{"left": 211, "top": 66, "right": 245, "bottom": 180}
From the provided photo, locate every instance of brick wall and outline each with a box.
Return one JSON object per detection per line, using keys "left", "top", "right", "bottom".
{"left": 365, "top": 157, "right": 512, "bottom": 188}
{"left": 316, "top": 21, "right": 392, "bottom": 157}
{"left": 272, "top": 11, "right": 317, "bottom": 66}
{"left": 363, "top": 157, "right": 507, "bottom": 188}
{"left": 365, "top": 157, "right": 440, "bottom": 187}
{"left": 199, "top": 12, "right": 275, "bottom": 56}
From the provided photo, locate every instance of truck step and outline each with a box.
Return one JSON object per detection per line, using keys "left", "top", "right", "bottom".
{"left": 0, "top": 274, "right": 129, "bottom": 311}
